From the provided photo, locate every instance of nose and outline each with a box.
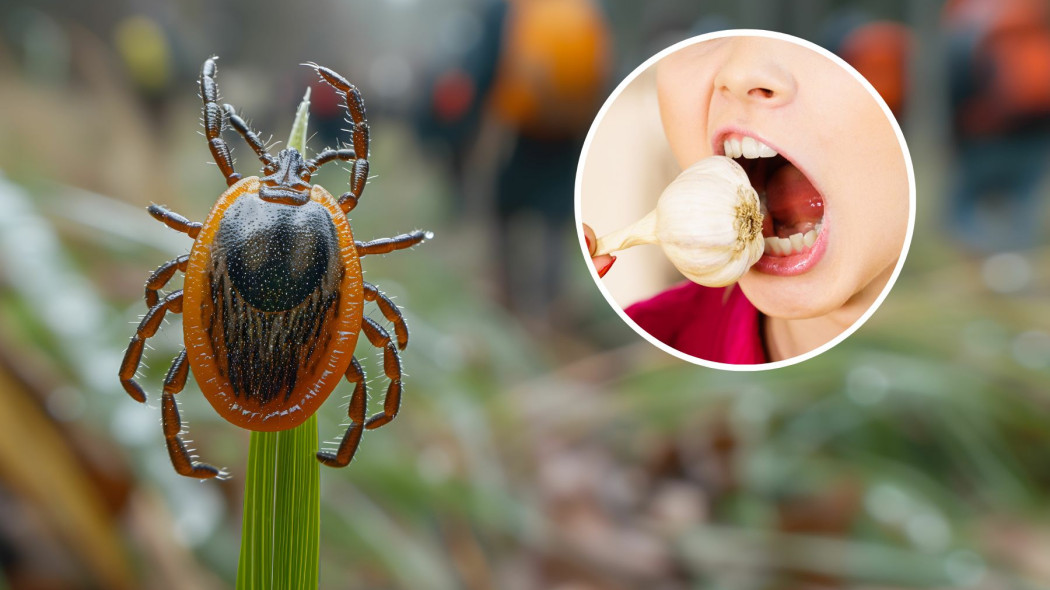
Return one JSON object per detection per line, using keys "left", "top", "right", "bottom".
{"left": 713, "top": 43, "right": 797, "bottom": 107}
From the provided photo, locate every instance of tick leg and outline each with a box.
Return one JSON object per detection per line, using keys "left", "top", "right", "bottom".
{"left": 307, "top": 148, "right": 355, "bottom": 173}
{"left": 200, "top": 57, "right": 242, "bottom": 186}
{"left": 224, "top": 104, "right": 276, "bottom": 172}
{"left": 363, "top": 282, "right": 409, "bottom": 350}
{"left": 356, "top": 230, "right": 432, "bottom": 256}
{"left": 119, "top": 290, "right": 183, "bottom": 403}
{"left": 316, "top": 357, "right": 368, "bottom": 468}
{"left": 360, "top": 318, "right": 403, "bottom": 430}
{"left": 145, "top": 254, "right": 189, "bottom": 308}
{"left": 335, "top": 164, "right": 369, "bottom": 214}
{"left": 305, "top": 63, "right": 370, "bottom": 214}
{"left": 148, "top": 204, "right": 201, "bottom": 238}
{"left": 162, "top": 349, "right": 221, "bottom": 479}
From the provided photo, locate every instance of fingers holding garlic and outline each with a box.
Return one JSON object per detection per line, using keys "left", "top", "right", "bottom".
{"left": 583, "top": 223, "right": 617, "bottom": 277}
{"left": 593, "top": 156, "right": 764, "bottom": 287}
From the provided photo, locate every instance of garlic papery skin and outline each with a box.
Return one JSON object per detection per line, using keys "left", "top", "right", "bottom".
{"left": 593, "top": 156, "right": 765, "bottom": 287}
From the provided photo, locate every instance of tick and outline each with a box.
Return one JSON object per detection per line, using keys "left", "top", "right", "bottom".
{"left": 119, "top": 57, "right": 430, "bottom": 479}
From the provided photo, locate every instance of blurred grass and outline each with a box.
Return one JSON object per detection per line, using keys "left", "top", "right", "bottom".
{"left": 0, "top": 358, "right": 132, "bottom": 589}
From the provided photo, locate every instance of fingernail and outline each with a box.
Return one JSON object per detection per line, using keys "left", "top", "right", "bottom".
{"left": 598, "top": 256, "right": 616, "bottom": 278}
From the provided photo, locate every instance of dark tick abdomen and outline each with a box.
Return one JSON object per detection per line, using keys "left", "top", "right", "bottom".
{"left": 204, "top": 195, "right": 343, "bottom": 405}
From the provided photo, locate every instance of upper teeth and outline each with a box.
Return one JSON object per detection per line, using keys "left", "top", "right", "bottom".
{"left": 724, "top": 136, "right": 777, "bottom": 159}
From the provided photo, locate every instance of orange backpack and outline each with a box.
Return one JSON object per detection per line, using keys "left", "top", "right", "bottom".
{"left": 947, "top": 0, "right": 1050, "bottom": 120}
{"left": 985, "top": 25, "right": 1050, "bottom": 116}
{"left": 488, "top": 0, "right": 612, "bottom": 139}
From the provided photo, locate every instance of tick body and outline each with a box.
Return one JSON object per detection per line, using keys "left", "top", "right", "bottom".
{"left": 183, "top": 178, "right": 362, "bottom": 431}
{"left": 119, "top": 57, "right": 430, "bottom": 478}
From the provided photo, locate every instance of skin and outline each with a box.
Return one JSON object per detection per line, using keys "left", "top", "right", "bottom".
{"left": 583, "top": 223, "right": 616, "bottom": 277}
{"left": 589, "top": 36, "right": 909, "bottom": 361}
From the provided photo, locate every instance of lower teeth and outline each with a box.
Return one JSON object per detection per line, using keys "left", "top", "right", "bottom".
{"left": 763, "top": 222, "right": 822, "bottom": 256}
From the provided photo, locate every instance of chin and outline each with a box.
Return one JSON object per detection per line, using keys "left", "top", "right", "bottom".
{"left": 738, "top": 270, "right": 847, "bottom": 320}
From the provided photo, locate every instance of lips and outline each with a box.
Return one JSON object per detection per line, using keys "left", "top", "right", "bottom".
{"left": 714, "top": 130, "right": 827, "bottom": 276}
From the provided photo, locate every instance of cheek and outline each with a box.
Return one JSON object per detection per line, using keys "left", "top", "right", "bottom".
{"left": 797, "top": 97, "right": 907, "bottom": 306}
{"left": 656, "top": 64, "right": 718, "bottom": 166}
{"left": 822, "top": 126, "right": 909, "bottom": 275}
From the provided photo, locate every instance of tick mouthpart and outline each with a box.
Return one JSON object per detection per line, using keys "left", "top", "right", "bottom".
{"left": 259, "top": 148, "right": 313, "bottom": 205}
{"left": 259, "top": 185, "right": 311, "bottom": 205}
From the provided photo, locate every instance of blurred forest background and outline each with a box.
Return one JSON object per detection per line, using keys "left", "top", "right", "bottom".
{"left": 0, "top": 0, "right": 1049, "bottom": 588}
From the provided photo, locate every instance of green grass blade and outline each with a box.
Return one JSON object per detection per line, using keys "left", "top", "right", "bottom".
{"left": 287, "top": 87, "right": 311, "bottom": 158}
{"left": 236, "top": 88, "right": 320, "bottom": 590}
{"left": 272, "top": 414, "right": 320, "bottom": 588}
{"left": 237, "top": 431, "right": 277, "bottom": 589}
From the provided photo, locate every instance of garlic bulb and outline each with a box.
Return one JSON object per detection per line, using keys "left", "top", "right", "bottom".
{"left": 594, "top": 156, "right": 764, "bottom": 287}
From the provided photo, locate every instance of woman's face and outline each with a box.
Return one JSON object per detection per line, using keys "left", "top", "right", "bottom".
{"left": 656, "top": 36, "right": 909, "bottom": 320}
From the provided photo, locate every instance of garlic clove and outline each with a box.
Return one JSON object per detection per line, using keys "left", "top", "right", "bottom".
{"left": 593, "top": 156, "right": 765, "bottom": 287}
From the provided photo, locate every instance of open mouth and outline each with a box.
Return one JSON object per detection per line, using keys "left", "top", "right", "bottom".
{"left": 717, "top": 132, "right": 827, "bottom": 275}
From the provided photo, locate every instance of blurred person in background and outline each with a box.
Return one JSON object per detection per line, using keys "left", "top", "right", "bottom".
{"left": 113, "top": 14, "right": 177, "bottom": 131}
{"left": 414, "top": 0, "right": 508, "bottom": 205}
{"left": 828, "top": 18, "right": 912, "bottom": 121}
{"left": 416, "top": 0, "right": 612, "bottom": 328}
{"left": 942, "top": 0, "right": 1050, "bottom": 267}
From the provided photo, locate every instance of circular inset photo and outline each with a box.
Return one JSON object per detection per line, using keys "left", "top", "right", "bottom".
{"left": 577, "top": 30, "right": 914, "bottom": 370}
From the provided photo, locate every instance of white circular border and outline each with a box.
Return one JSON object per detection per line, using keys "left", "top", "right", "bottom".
{"left": 574, "top": 28, "right": 917, "bottom": 372}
